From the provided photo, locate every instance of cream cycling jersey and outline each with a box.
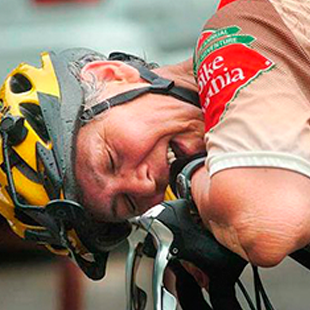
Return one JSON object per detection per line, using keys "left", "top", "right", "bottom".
{"left": 194, "top": 0, "right": 310, "bottom": 179}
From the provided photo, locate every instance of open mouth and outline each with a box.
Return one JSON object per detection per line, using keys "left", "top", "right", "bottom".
{"left": 167, "top": 145, "right": 177, "bottom": 165}
{"left": 167, "top": 141, "right": 186, "bottom": 166}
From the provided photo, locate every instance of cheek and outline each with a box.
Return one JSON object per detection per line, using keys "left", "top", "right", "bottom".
{"left": 114, "top": 121, "right": 148, "bottom": 142}
{"left": 105, "top": 109, "right": 163, "bottom": 164}
{"left": 108, "top": 107, "right": 152, "bottom": 140}
{"left": 112, "top": 125, "right": 153, "bottom": 157}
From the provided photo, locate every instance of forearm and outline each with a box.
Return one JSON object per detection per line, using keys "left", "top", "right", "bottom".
{"left": 191, "top": 167, "right": 310, "bottom": 267}
{"left": 191, "top": 167, "right": 250, "bottom": 262}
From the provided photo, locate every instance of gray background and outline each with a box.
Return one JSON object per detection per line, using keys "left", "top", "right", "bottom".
{"left": 0, "top": 0, "right": 218, "bottom": 82}
{"left": 0, "top": 0, "right": 310, "bottom": 309}
{"left": 0, "top": 249, "right": 310, "bottom": 310}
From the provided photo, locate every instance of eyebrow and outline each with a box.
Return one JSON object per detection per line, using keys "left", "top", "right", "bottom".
{"left": 86, "top": 152, "right": 106, "bottom": 189}
{"left": 87, "top": 131, "right": 112, "bottom": 188}
{"left": 88, "top": 147, "right": 120, "bottom": 220}
{"left": 76, "top": 125, "right": 120, "bottom": 220}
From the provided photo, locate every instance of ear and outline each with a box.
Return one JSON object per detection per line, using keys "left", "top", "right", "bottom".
{"left": 80, "top": 60, "right": 141, "bottom": 84}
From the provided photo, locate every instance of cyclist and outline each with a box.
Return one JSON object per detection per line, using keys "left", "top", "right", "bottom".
{"left": 76, "top": 0, "right": 310, "bottom": 267}
{"left": 0, "top": 0, "right": 310, "bottom": 277}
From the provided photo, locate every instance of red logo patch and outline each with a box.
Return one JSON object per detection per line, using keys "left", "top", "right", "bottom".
{"left": 195, "top": 27, "right": 275, "bottom": 132}
{"left": 196, "top": 30, "right": 214, "bottom": 54}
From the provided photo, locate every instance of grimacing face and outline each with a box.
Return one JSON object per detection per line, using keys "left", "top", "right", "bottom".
{"left": 74, "top": 60, "right": 205, "bottom": 221}
{"left": 75, "top": 96, "right": 205, "bottom": 221}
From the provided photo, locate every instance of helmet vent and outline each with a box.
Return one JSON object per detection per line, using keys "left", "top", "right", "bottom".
{"left": 19, "top": 103, "right": 50, "bottom": 143}
{"left": 10, "top": 74, "right": 32, "bottom": 93}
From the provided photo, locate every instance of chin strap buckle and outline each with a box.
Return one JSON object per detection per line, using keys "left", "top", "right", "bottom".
{"left": 0, "top": 114, "right": 28, "bottom": 146}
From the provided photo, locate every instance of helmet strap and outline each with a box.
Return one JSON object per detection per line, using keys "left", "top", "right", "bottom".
{"left": 80, "top": 59, "right": 200, "bottom": 122}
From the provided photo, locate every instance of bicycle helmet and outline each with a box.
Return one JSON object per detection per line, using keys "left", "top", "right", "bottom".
{"left": 0, "top": 48, "right": 200, "bottom": 279}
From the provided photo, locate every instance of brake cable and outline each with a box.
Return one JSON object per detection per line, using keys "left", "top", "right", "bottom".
{"left": 253, "top": 266, "right": 275, "bottom": 310}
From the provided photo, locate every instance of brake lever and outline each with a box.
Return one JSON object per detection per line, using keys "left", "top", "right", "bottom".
{"left": 126, "top": 222, "right": 148, "bottom": 310}
{"left": 126, "top": 198, "right": 246, "bottom": 310}
{"left": 139, "top": 205, "right": 178, "bottom": 310}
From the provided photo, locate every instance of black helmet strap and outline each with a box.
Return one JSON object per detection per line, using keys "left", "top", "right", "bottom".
{"left": 80, "top": 53, "right": 200, "bottom": 122}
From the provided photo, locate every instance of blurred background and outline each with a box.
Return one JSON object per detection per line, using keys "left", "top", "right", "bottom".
{"left": 0, "top": 0, "right": 219, "bottom": 82}
{"left": 0, "top": 0, "right": 310, "bottom": 309}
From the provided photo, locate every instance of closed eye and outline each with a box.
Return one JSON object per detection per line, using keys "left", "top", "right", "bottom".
{"left": 107, "top": 149, "right": 115, "bottom": 172}
{"left": 124, "top": 194, "right": 136, "bottom": 213}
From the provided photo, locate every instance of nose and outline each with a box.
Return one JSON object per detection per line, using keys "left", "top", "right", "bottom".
{"left": 121, "top": 164, "right": 157, "bottom": 196}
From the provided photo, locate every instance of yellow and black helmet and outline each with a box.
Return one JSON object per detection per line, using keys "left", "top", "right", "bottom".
{"left": 0, "top": 48, "right": 199, "bottom": 279}
{"left": 0, "top": 48, "right": 134, "bottom": 280}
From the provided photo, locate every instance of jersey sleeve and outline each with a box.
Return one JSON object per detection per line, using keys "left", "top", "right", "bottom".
{"left": 193, "top": 0, "right": 275, "bottom": 133}
{"left": 217, "top": 0, "right": 239, "bottom": 10}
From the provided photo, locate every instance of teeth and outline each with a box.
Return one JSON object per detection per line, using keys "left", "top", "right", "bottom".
{"left": 167, "top": 146, "right": 177, "bottom": 165}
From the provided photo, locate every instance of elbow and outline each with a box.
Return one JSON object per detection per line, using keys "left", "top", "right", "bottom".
{"left": 235, "top": 214, "right": 307, "bottom": 267}
{"left": 207, "top": 168, "right": 310, "bottom": 268}
{"left": 209, "top": 218, "right": 289, "bottom": 267}
{"left": 242, "top": 235, "right": 288, "bottom": 267}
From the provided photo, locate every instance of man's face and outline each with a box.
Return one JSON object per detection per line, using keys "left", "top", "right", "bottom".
{"left": 75, "top": 61, "right": 205, "bottom": 221}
